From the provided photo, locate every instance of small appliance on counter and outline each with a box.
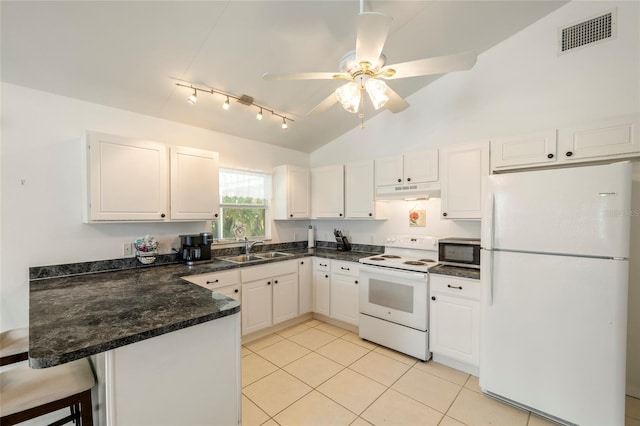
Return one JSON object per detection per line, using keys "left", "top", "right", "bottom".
{"left": 334, "top": 229, "right": 351, "bottom": 251}
{"left": 438, "top": 237, "right": 481, "bottom": 269}
{"left": 179, "top": 232, "right": 213, "bottom": 265}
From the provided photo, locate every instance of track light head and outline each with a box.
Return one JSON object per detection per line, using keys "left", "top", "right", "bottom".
{"left": 256, "top": 108, "right": 263, "bottom": 121}
{"left": 281, "top": 117, "right": 288, "bottom": 130}
{"left": 222, "top": 96, "right": 230, "bottom": 110}
{"left": 187, "top": 89, "right": 197, "bottom": 104}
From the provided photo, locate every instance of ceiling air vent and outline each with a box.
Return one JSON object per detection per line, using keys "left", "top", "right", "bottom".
{"left": 559, "top": 9, "right": 616, "bottom": 55}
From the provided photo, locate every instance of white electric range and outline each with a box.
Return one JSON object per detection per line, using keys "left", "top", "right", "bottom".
{"left": 358, "top": 235, "right": 440, "bottom": 361}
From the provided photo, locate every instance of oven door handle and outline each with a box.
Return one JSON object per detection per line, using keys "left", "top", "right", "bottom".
{"left": 360, "top": 265, "right": 427, "bottom": 279}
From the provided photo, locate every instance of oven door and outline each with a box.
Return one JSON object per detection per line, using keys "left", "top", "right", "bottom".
{"left": 359, "top": 265, "right": 428, "bottom": 331}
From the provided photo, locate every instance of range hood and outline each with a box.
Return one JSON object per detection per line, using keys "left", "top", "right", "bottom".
{"left": 375, "top": 182, "right": 441, "bottom": 200}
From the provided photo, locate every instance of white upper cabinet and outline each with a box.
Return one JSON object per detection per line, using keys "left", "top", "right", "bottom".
{"left": 273, "top": 165, "right": 311, "bottom": 220}
{"left": 375, "top": 149, "right": 439, "bottom": 186}
{"left": 84, "top": 132, "right": 168, "bottom": 222}
{"left": 311, "top": 164, "right": 344, "bottom": 218}
{"left": 490, "top": 130, "right": 557, "bottom": 171}
{"left": 440, "top": 140, "right": 490, "bottom": 220}
{"left": 170, "top": 146, "right": 219, "bottom": 221}
{"left": 559, "top": 115, "right": 639, "bottom": 161}
{"left": 345, "top": 160, "right": 381, "bottom": 219}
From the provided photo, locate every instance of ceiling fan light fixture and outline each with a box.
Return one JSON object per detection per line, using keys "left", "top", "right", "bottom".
{"left": 335, "top": 82, "right": 361, "bottom": 113}
{"left": 365, "top": 78, "right": 389, "bottom": 110}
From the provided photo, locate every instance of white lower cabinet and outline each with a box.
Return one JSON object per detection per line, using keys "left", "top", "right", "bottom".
{"left": 298, "top": 259, "right": 313, "bottom": 314}
{"left": 429, "top": 274, "right": 480, "bottom": 375}
{"left": 330, "top": 261, "right": 359, "bottom": 326}
{"left": 241, "top": 260, "right": 298, "bottom": 335}
{"left": 182, "top": 269, "right": 240, "bottom": 301}
{"left": 95, "top": 315, "right": 241, "bottom": 425}
{"left": 313, "top": 258, "right": 331, "bottom": 316}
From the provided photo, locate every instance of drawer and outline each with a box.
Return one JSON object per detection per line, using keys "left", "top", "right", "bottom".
{"left": 331, "top": 260, "right": 359, "bottom": 277}
{"left": 314, "top": 258, "right": 331, "bottom": 272}
{"left": 182, "top": 269, "right": 240, "bottom": 290}
{"left": 430, "top": 275, "right": 480, "bottom": 300}
{"left": 241, "top": 259, "right": 297, "bottom": 282}
{"left": 215, "top": 284, "right": 241, "bottom": 301}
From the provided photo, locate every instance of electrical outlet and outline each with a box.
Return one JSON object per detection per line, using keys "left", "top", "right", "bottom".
{"left": 123, "top": 243, "right": 133, "bottom": 256}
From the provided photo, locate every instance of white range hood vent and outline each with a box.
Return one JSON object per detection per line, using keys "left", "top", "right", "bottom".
{"left": 376, "top": 182, "right": 441, "bottom": 200}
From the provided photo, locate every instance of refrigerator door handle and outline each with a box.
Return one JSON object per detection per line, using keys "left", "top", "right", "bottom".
{"left": 484, "top": 249, "right": 494, "bottom": 305}
{"left": 482, "top": 192, "right": 495, "bottom": 250}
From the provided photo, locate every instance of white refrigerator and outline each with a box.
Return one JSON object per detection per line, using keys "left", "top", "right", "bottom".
{"left": 480, "top": 162, "right": 632, "bottom": 425}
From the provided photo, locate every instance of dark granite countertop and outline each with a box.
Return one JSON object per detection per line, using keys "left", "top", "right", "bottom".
{"left": 29, "top": 248, "right": 374, "bottom": 368}
{"left": 430, "top": 265, "right": 481, "bottom": 280}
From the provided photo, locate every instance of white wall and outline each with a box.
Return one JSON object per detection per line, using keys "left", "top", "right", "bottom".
{"left": 310, "top": 1, "right": 640, "bottom": 396}
{"left": 0, "top": 83, "right": 311, "bottom": 331}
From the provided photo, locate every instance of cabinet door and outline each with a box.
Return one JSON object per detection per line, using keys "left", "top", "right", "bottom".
{"left": 298, "top": 259, "right": 313, "bottom": 314}
{"left": 559, "top": 115, "right": 639, "bottom": 161}
{"left": 440, "top": 141, "right": 489, "bottom": 220}
{"left": 375, "top": 155, "right": 404, "bottom": 185}
{"left": 313, "top": 268, "right": 331, "bottom": 317}
{"left": 170, "top": 146, "right": 219, "bottom": 221}
{"left": 273, "top": 272, "right": 299, "bottom": 324}
{"left": 490, "top": 130, "right": 557, "bottom": 171}
{"left": 288, "top": 166, "right": 311, "bottom": 218}
{"left": 330, "top": 274, "right": 359, "bottom": 326}
{"left": 311, "top": 165, "right": 344, "bottom": 218}
{"left": 86, "top": 132, "right": 168, "bottom": 221}
{"left": 241, "top": 279, "right": 272, "bottom": 335}
{"left": 403, "top": 149, "right": 439, "bottom": 183}
{"left": 429, "top": 293, "right": 480, "bottom": 367}
{"left": 345, "top": 160, "right": 375, "bottom": 218}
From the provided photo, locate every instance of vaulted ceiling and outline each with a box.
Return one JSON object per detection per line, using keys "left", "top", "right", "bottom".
{"left": 1, "top": 1, "right": 567, "bottom": 153}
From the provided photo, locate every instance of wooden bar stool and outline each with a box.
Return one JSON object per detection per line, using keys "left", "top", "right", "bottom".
{"left": 0, "top": 328, "right": 95, "bottom": 426}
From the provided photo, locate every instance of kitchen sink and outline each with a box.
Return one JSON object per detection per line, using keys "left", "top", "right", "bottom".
{"left": 220, "top": 254, "right": 264, "bottom": 264}
{"left": 255, "top": 252, "right": 293, "bottom": 259}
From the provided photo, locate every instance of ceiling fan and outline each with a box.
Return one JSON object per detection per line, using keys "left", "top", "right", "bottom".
{"left": 263, "top": 4, "right": 477, "bottom": 121}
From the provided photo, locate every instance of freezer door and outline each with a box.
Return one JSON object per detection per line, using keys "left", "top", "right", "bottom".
{"left": 479, "top": 250, "right": 628, "bottom": 425}
{"left": 484, "top": 162, "right": 632, "bottom": 258}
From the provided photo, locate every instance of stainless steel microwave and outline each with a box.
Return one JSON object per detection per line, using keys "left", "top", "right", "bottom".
{"left": 438, "top": 238, "right": 481, "bottom": 269}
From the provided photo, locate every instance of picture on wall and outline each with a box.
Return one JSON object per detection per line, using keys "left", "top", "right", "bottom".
{"left": 409, "top": 209, "right": 426, "bottom": 227}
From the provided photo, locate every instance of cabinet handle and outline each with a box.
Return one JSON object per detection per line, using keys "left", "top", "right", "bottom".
{"left": 442, "top": 212, "right": 448, "bottom": 217}
{"left": 320, "top": 263, "right": 327, "bottom": 267}
{"left": 234, "top": 289, "right": 239, "bottom": 293}
{"left": 368, "top": 213, "right": 373, "bottom": 217}
{"left": 431, "top": 296, "right": 436, "bottom": 301}
{"left": 214, "top": 213, "right": 219, "bottom": 218}
{"left": 290, "top": 214, "right": 293, "bottom": 218}
{"left": 339, "top": 213, "right": 343, "bottom": 217}
{"left": 300, "top": 261, "right": 304, "bottom": 265}
{"left": 161, "top": 213, "right": 166, "bottom": 218}
{"left": 267, "top": 281, "right": 271, "bottom": 285}
{"left": 206, "top": 279, "right": 219, "bottom": 284}
{"left": 397, "top": 178, "right": 402, "bottom": 183}
{"left": 274, "top": 280, "right": 278, "bottom": 284}
{"left": 354, "top": 280, "right": 358, "bottom": 284}
{"left": 407, "top": 177, "right": 411, "bottom": 182}
{"left": 447, "top": 284, "right": 463, "bottom": 290}
{"left": 341, "top": 266, "right": 350, "bottom": 271}
{"left": 547, "top": 153, "right": 554, "bottom": 159}
{"left": 325, "top": 274, "right": 329, "bottom": 278}
{"left": 565, "top": 151, "right": 573, "bottom": 157}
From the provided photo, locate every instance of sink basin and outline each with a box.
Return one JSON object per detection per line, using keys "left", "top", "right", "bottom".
{"left": 220, "top": 254, "right": 264, "bottom": 264}
{"left": 255, "top": 252, "right": 293, "bottom": 259}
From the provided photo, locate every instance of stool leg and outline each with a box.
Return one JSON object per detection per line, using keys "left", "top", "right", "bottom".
{"left": 79, "top": 389, "right": 93, "bottom": 426}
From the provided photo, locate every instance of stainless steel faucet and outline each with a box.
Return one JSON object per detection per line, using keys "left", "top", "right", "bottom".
{"left": 244, "top": 237, "right": 264, "bottom": 254}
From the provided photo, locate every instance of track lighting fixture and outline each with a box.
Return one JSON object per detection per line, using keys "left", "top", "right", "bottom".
{"left": 187, "top": 88, "right": 197, "bottom": 104}
{"left": 175, "top": 81, "right": 294, "bottom": 130}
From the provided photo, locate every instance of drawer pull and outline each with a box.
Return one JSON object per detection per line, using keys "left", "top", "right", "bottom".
{"left": 320, "top": 263, "right": 328, "bottom": 267}
{"left": 234, "top": 289, "right": 239, "bottom": 293}
{"left": 341, "top": 266, "right": 350, "bottom": 271}
{"left": 447, "top": 284, "right": 463, "bottom": 290}
{"left": 354, "top": 280, "right": 358, "bottom": 284}
{"left": 206, "top": 279, "right": 219, "bottom": 284}
{"left": 431, "top": 296, "right": 436, "bottom": 301}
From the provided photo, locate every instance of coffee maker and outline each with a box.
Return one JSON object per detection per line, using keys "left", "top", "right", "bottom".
{"left": 180, "top": 232, "right": 213, "bottom": 265}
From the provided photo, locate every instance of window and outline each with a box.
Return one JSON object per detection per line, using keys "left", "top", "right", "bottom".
{"left": 212, "top": 169, "right": 271, "bottom": 241}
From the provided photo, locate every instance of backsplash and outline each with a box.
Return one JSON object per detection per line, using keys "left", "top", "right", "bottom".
{"left": 29, "top": 241, "right": 383, "bottom": 280}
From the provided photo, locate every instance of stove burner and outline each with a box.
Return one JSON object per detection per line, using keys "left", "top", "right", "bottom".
{"left": 368, "top": 257, "right": 386, "bottom": 261}
{"left": 381, "top": 255, "right": 401, "bottom": 259}
{"left": 419, "top": 259, "right": 436, "bottom": 263}
{"left": 403, "top": 260, "right": 426, "bottom": 266}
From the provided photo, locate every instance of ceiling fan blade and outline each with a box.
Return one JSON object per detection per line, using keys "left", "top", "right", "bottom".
{"left": 384, "top": 86, "right": 409, "bottom": 114}
{"left": 382, "top": 51, "right": 477, "bottom": 80}
{"left": 355, "top": 12, "right": 393, "bottom": 66}
{"left": 307, "top": 92, "right": 338, "bottom": 116}
{"left": 262, "top": 72, "right": 348, "bottom": 81}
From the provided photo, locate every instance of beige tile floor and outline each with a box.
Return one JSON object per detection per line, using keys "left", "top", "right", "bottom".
{"left": 242, "top": 319, "right": 640, "bottom": 426}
